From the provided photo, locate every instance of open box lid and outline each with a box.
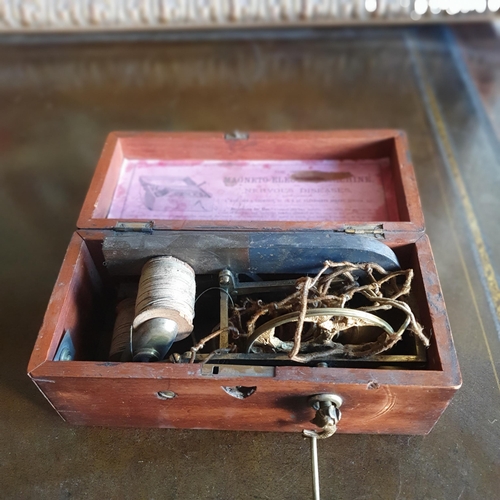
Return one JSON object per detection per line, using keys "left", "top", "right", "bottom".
{"left": 77, "top": 131, "right": 425, "bottom": 234}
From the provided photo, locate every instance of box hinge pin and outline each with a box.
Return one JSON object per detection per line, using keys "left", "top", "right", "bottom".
{"left": 344, "top": 224, "right": 384, "bottom": 238}
{"left": 113, "top": 221, "right": 154, "bottom": 233}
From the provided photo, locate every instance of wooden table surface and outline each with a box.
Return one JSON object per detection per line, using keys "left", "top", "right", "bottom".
{"left": 0, "top": 24, "right": 499, "bottom": 500}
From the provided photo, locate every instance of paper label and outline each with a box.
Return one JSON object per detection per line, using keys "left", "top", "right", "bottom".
{"left": 107, "top": 159, "right": 399, "bottom": 222}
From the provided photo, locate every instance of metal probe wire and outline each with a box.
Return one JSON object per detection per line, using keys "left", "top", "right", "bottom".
{"left": 311, "top": 435, "right": 320, "bottom": 500}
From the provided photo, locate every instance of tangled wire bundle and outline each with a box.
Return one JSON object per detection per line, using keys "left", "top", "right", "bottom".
{"left": 231, "top": 261, "right": 429, "bottom": 363}
{"left": 190, "top": 261, "right": 429, "bottom": 364}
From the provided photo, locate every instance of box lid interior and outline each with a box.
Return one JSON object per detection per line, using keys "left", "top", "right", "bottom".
{"left": 77, "top": 131, "right": 424, "bottom": 233}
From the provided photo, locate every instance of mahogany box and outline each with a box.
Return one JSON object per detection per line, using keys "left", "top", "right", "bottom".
{"left": 28, "top": 131, "right": 461, "bottom": 434}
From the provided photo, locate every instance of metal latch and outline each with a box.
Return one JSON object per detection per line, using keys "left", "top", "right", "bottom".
{"left": 113, "top": 221, "right": 154, "bottom": 233}
{"left": 344, "top": 224, "right": 384, "bottom": 238}
{"left": 224, "top": 130, "right": 249, "bottom": 140}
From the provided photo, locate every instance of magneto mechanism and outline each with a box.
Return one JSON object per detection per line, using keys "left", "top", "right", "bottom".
{"left": 105, "top": 235, "right": 429, "bottom": 369}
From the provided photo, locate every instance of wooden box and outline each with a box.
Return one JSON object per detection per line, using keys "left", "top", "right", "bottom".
{"left": 28, "top": 131, "right": 461, "bottom": 435}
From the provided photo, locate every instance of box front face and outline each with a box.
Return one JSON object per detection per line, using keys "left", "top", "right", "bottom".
{"left": 32, "top": 369, "right": 455, "bottom": 435}
{"left": 77, "top": 131, "right": 424, "bottom": 232}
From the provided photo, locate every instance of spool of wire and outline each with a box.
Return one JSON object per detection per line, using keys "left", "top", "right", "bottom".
{"left": 109, "top": 298, "right": 136, "bottom": 362}
{"left": 133, "top": 256, "right": 196, "bottom": 362}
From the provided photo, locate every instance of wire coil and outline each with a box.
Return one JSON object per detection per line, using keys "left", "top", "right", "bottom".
{"left": 133, "top": 256, "right": 196, "bottom": 361}
{"left": 109, "top": 298, "right": 135, "bottom": 362}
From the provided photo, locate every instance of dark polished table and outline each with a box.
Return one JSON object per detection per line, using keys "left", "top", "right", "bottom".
{"left": 0, "top": 24, "right": 499, "bottom": 499}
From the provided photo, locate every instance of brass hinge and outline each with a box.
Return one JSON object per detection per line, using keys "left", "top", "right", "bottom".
{"left": 114, "top": 221, "right": 154, "bottom": 233}
{"left": 343, "top": 224, "right": 384, "bottom": 238}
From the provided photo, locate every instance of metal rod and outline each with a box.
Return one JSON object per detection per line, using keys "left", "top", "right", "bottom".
{"left": 219, "top": 288, "right": 229, "bottom": 348}
{"left": 218, "top": 269, "right": 235, "bottom": 349}
{"left": 232, "top": 279, "right": 297, "bottom": 294}
{"left": 311, "top": 436, "right": 320, "bottom": 500}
